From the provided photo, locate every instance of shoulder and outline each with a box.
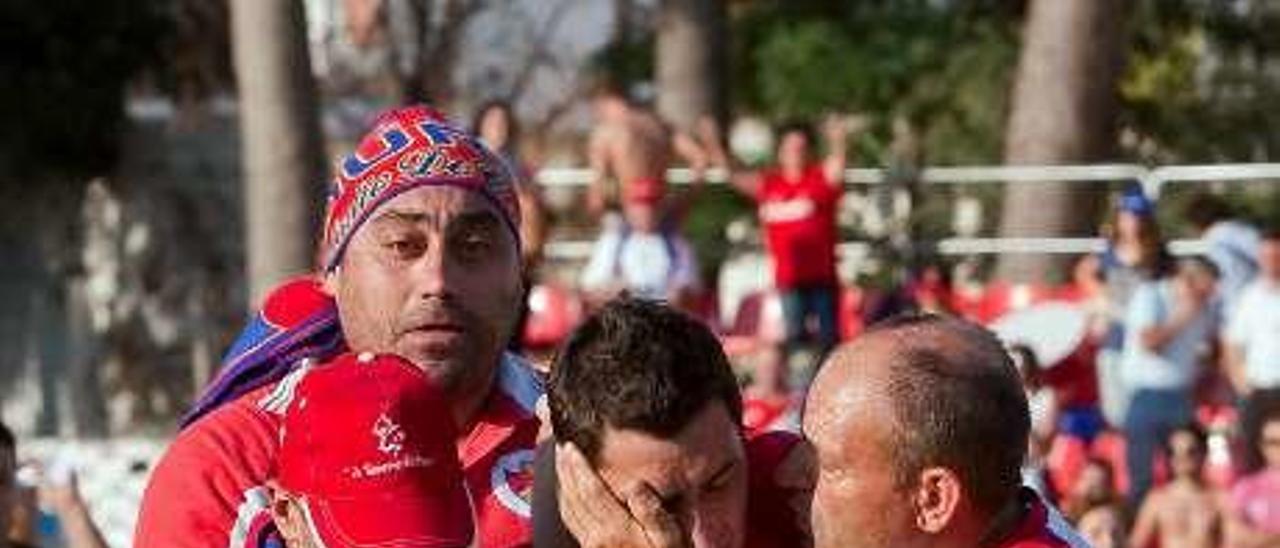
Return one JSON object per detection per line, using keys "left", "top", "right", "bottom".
{"left": 805, "top": 164, "right": 829, "bottom": 181}
{"left": 157, "top": 384, "right": 280, "bottom": 478}
{"left": 1230, "top": 471, "right": 1268, "bottom": 500}
{"left": 136, "top": 385, "right": 281, "bottom": 546}
{"left": 744, "top": 431, "right": 811, "bottom": 547}
{"left": 1144, "top": 486, "right": 1173, "bottom": 510}
{"left": 495, "top": 352, "right": 544, "bottom": 418}
{"left": 1134, "top": 282, "right": 1167, "bottom": 305}
{"left": 1002, "top": 490, "right": 1090, "bottom": 548}
{"left": 1125, "top": 283, "right": 1163, "bottom": 316}
{"left": 758, "top": 167, "right": 784, "bottom": 186}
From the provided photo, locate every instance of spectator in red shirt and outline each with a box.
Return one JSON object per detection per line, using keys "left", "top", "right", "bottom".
{"left": 703, "top": 116, "right": 851, "bottom": 363}
{"left": 804, "top": 314, "right": 1088, "bottom": 547}
{"left": 1224, "top": 393, "right": 1280, "bottom": 547}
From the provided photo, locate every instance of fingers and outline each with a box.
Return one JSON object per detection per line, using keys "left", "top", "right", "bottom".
{"left": 625, "top": 482, "right": 687, "bottom": 548}
{"left": 557, "top": 442, "right": 635, "bottom": 547}
{"left": 556, "top": 443, "right": 592, "bottom": 534}
{"left": 535, "top": 396, "right": 553, "bottom": 444}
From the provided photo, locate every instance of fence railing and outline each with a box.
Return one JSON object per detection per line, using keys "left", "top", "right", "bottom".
{"left": 536, "top": 163, "right": 1280, "bottom": 259}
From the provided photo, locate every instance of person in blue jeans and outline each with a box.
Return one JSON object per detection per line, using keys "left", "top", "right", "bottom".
{"left": 702, "top": 116, "right": 851, "bottom": 370}
{"left": 780, "top": 284, "right": 839, "bottom": 358}
{"left": 1097, "top": 188, "right": 1174, "bottom": 428}
{"left": 1120, "top": 256, "right": 1221, "bottom": 509}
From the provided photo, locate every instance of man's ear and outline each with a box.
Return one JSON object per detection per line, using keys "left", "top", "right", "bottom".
{"left": 267, "top": 481, "right": 309, "bottom": 547}
{"left": 911, "top": 467, "right": 962, "bottom": 534}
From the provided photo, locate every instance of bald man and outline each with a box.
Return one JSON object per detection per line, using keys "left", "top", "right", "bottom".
{"left": 803, "top": 313, "right": 1087, "bottom": 548}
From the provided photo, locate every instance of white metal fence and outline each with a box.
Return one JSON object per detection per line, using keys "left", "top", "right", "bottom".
{"left": 537, "top": 163, "right": 1280, "bottom": 259}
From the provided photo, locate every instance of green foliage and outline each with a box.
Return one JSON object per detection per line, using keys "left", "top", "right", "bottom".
{"left": 733, "top": 0, "right": 1020, "bottom": 166}
{"left": 1120, "top": 0, "right": 1280, "bottom": 162}
{"left": 683, "top": 185, "right": 754, "bottom": 284}
{"left": 585, "top": 32, "right": 654, "bottom": 97}
{"left": 752, "top": 21, "right": 860, "bottom": 120}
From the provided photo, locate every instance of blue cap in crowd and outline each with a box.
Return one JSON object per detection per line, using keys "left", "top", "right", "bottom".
{"left": 1118, "top": 187, "right": 1154, "bottom": 217}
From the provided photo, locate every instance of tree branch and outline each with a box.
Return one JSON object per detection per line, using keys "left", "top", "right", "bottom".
{"left": 505, "top": 0, "right": 577, "bottom": 101}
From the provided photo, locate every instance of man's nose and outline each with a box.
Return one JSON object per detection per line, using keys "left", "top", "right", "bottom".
{"left": 409, "top": 240, "right": 450, "bottom": 298}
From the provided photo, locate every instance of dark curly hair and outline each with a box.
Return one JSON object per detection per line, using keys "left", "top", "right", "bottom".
{"left": 548, "top": 298, "right": 742, "bottom": 463}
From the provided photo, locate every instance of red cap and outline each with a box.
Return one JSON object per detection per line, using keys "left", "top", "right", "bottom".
{"left": 278, "top": 352, "right": 474, "bottom": 547}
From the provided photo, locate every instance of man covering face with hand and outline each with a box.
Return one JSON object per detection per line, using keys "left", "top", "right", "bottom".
{"left": 536, "top": 298, "right": 811, "bottom": 548}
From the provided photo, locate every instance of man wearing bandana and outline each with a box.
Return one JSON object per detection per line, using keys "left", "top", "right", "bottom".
{"left": 135, "top": 106, "right": 541, "bottom": 547}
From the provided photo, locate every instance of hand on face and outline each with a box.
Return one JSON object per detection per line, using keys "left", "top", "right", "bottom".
{"left": 556, "top": 442, "right": 688, "bottom": 548}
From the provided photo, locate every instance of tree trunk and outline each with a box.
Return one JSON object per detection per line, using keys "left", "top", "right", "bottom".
{"left": 655, "top": 0, "right": 727, "bottom": 132}
{"left": 995, "top": 0, "right": 1126, "bottom": 283}
{"left": 614, "top": 0, "right": 636, "bottom": 45}
{"left": 229, "top": 0, "right": 325, "bottom": 307}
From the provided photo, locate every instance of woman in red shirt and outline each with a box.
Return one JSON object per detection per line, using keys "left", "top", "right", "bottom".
{"left": 705, "top": 117, "right": 851, "bottom": 363}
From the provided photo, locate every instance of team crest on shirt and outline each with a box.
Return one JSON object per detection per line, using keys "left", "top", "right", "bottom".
{"left": 490, "top": 449, "right": 535, "bottom": 518}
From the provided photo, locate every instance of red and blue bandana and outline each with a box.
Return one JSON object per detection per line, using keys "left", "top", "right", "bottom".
{"left": 322, "top": 105, "right": 522, "bottom": 272}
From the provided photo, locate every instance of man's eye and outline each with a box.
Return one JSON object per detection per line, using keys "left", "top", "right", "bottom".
{"left": 384, "top": 239, "right": 424, "bottom": 257}
{"left": 456, "top": 234, "right": 494, "bottom": 257}
{"left": 704, "top": 475, "right": 731, "bottom": 493}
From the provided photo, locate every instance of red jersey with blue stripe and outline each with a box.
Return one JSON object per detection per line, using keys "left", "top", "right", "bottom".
{"left": 135, "top": 353, "right": 542, "bottom": 548}
{"left": 997, "top": 488, "right": 1089, "bottom": 548}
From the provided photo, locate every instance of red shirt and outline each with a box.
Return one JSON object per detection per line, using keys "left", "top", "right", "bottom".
{"left": 135, "top": 354, "right": 543, "bottom": 548}
{"left": 996, "top": 488, "right": 1088, "bottom": 547}
{"left": 744, "top": 431, "right": 809, "bottom": 548}
{"left": 742, "top": 394, "right": 798, "bottom": 436}
{"left": 757, "top": 165, "right": 841, "bottom": 288}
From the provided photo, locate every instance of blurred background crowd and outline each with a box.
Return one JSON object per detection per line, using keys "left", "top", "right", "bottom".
{"left": 5, "top": 0, "right": 1280, "bottom": 546}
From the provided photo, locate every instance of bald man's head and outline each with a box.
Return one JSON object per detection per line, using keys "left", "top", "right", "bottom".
{"left": 807, "top": 313, "right": 1029, "bottom": 514}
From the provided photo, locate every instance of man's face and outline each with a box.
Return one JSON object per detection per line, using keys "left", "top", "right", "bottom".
{"left": 1116, "top": 211, "right": 1144, "bottom": 241}
{"left": 1261, "top": 419, "right": 1280, "bottom": 469}
{"left": 777, "top": 132, "right": 810, "bottom": 174}
{"left": 1167, "top": 430, "right": 1205, "bottom": 480}
{"left": 1078, "top": 506, "right": 1124, "bottom": 548}
{"left": 595, "top": 403, "right": 749, "bottom": 548}
{"left": 1074, "top": 463, "right": 1113, "bottom": 504}
{"left": 1259, "top": 239, "right": 1280, "bottom": 281}
{"left": 330, "top": 186, "right": 522, "bottom": 398}
{"left": 804, "top": 356, "right": 918, "bottom": 548}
